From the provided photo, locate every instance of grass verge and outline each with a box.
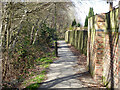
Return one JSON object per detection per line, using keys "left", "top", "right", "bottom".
{"left": 20, "top": 52, "right": 57, "bottom": 89}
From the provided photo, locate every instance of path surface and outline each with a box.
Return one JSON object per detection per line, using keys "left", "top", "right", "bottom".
{"left": 39, "top": 40, "right": 102, "bottom": 89}
{"left": 40, "top": 40, "right": 88, "bottom": 88}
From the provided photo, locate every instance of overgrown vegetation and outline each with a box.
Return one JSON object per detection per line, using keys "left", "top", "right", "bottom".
{"left": 20, "top": 54, "right": 56, "bottom": 89}
{"left": 1, "top": 2, "right": 73, "bottom": 88}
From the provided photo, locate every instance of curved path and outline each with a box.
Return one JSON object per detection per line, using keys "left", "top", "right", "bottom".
{"left": 39, "top": 40, "right": 89, "bottom": 88}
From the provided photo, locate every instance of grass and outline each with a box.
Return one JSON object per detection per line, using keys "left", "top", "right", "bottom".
{"left": 22, "top": 53, "right": 56, "bottom": 89}
{"left": 25, "top": 74, "right": 45, "bottom": 84}
{"left": 36, "top": 57, "right": 53, "bottom": 63}
{"left": 41, "top": 70, "right": 46, "bottom": 74}
{"left": 25, "top": 74, "right": 45, "bottom": 89}
{"left": 26, "top": 83, "right": 39, "bottom": 89}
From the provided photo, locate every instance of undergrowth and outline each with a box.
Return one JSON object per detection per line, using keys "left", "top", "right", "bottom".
{"left": 19, "top": 52, "right": 56, "bottom": 89}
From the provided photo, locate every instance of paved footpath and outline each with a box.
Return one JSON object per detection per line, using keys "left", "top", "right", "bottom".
{"left": 39, "top": 40, "right": 101, "bottom": 89}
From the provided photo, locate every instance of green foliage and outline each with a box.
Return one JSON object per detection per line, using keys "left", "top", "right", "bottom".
{"left": 43, "top": 64, "right": 50, "bottom": 68}
{"left": 41, "top": 70, "right": 46, "bottom": 74}
{"left": 26, "top": 83, "right": 39, "bottom": 89}
{"left": 39, "top": 22, "right": 56, "bottom": 47}
{"left": 77, "top": 23, "right": 81, "bottom": 27}
{"left": 22, "top": 54, "right": 56, "bottom": 89}
{"left": 84, "top": 7, "right": 94, "bottom": 27}
{"left": 35, "top": 57, "right": 53, "bottom": 63}
{"left": 88, "top": 7, "right": 94, "bottom": 18}
{"left": 69, "top": 25, "right": 74, "bottom": 30}
{"left": 32, "top": 74, "right": 45, "bottom": 82}
{"left": 71, "top": 19, "right": 77, "bottom": 27}
{"left": 26, "top": 74, "right": 45, "bottom": 89}
{"left": 84, "top": 16, "right": 88, "bottom": 27}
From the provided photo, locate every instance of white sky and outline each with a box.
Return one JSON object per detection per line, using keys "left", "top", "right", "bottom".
{"left": 71, "top": 0, "right": 119, "bottom": 26}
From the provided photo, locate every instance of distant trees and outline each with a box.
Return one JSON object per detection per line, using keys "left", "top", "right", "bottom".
{"left": 84, "top": 7, "right": 94, "bottom": 27}
{"left": 72, "top": 19, "right": 77, "bottom": 27}
{"left": 71, "top": 19, "right": 81, "bottom": 28}
{"left": 88, "top": 7, "right": 94, "bottom": 17}
{"left": 84, "top": 16, "right": 88, "bottom": 27}
{"left": 77, "top": 23, "right": 81, "bottom": 27}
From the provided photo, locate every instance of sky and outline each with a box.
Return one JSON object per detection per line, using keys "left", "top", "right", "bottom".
{"left": 71, "top": 0, "right": 119, "bottom": 26}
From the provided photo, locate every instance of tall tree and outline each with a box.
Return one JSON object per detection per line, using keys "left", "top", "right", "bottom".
{"left": 71, "top": 19, "right": 77, "bottom": 27}
{"left": 84, "top": 7, "right": 94, "bottom": 27}
{"left": 84, "top": 16, "right": 88, "bottom": 27}
{"left": 88, "top": 7, "right": 94, "bottom": 18}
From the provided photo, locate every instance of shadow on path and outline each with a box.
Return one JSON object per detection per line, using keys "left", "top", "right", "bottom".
{"left": 58, "top": 45, "right": 71, "bottom": 49}
{"left": 38, "top": 71, "right": 89, "bottom": 88}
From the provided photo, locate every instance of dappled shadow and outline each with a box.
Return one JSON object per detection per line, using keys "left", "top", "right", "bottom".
{"left": 53, "top": 58, "right": 76, "bottom": 64}
{"left": 58, "top": 45, "right": 71, "bottom": 49}
{"left": 57, "top": 40, "right": 66, "bottom": 45}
